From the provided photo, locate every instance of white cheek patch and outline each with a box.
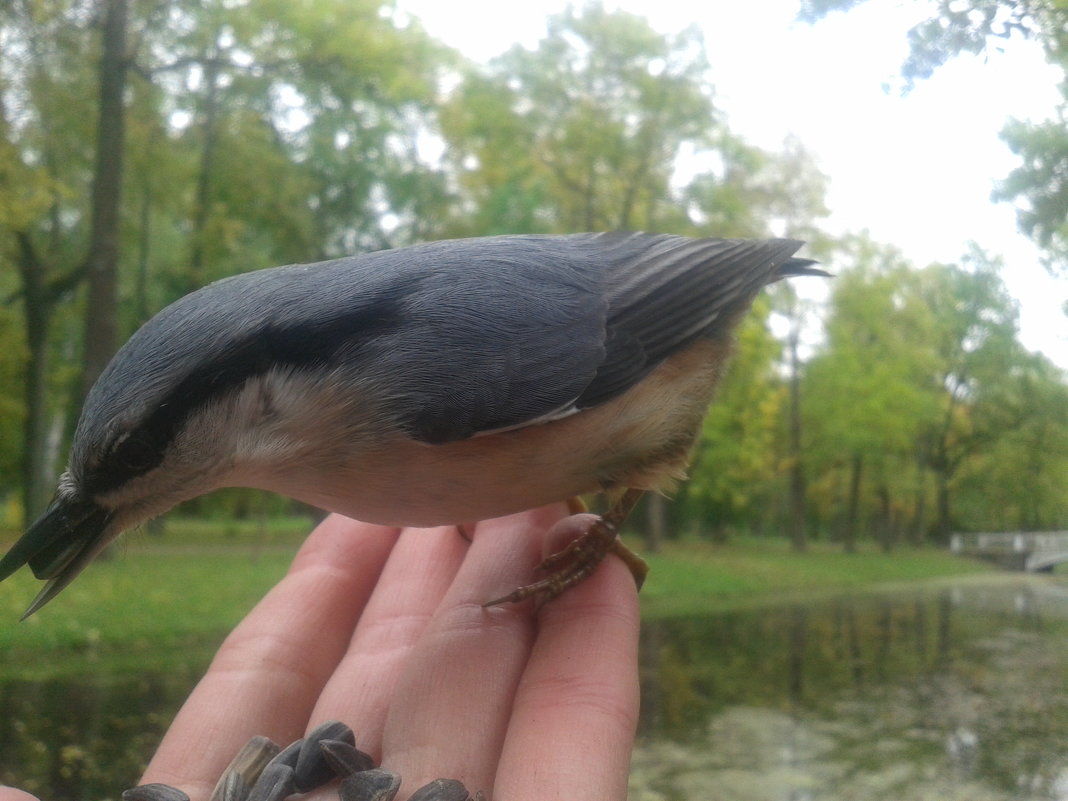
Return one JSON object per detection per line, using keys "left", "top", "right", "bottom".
{"left": 171, "top": 367, "right": 396, "bottom": 481}
{"left": 92, "top": 366, "right": 399, "bottom": 529}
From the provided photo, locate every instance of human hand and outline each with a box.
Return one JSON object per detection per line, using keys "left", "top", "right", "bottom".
{"left": 33, "top": 503, "right": 637, "bottom": 801}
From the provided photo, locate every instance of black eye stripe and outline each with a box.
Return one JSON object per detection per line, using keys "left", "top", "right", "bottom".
{"left": 80, "top": 298, "right": 404, "bottom": 496}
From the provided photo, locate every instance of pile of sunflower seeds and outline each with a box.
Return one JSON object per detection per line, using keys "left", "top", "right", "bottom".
{"left": 121, "top": 720, "right": 485, "bottom": 801}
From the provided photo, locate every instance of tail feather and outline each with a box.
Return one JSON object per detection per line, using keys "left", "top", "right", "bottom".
{"left": 779, "top": 257, "right": 830, "bottom": 279}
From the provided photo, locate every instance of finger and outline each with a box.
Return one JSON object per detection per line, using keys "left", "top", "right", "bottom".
{"left": 0, "top": 790, "right": 39, "bottom": 801}
{"left": 142, "top": 515, "right": 399, "bottom": 798}
{"left": 381, "top": 504, "right": 568, "bottom": 800}
{"left": 493, "top": 518, "right": 641, "bottom": 801}
{"left": 306, "top": 524, "right": 470, "bottom": 762}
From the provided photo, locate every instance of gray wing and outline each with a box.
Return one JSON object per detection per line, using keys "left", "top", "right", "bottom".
{"left": 387, "top": 233, "right": 809, "bottom": 441}
{"left": 353, "top": 235, "right": 610, "bottom": 443}
{"left": 572, "top": 233, "right": 810, "bottom": 408}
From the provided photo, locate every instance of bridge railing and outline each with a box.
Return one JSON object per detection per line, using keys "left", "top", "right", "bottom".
{"left": 952, "top": 532, "right": 1068, "bottom": 554}
{"left": 952, "top": 532, "right": 1068, "bottom": 572}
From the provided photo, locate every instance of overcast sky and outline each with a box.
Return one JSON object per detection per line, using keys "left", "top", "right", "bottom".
{"left": 397, "top": 0, "right": 1068, "bottom": 368}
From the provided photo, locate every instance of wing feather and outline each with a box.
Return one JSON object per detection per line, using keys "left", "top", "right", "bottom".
{"left": 573, "top": 234, "right": 808, "bottom": 409}
{"left": 392, "top": 233, "right": 815, "bottom": 440}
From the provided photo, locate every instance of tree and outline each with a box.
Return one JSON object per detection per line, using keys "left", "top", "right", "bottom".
{"left": 781, "top": 283, "right": 811, "bottom": 552}
{"left": 80, "top": 0, "right": 129, "bottom": 397}
{"left": 141, "top": 0, "right": 447, "bottom": 282}
{"left": 802, "top": 236, "right": 1068, "bottom": 545}
{"left": 913, "top": 248, "right": 1024, "bottom": 539}
{"left": 1, "top": 0, "right": 102, "bottom": 517}
{"left": 440, "top": 4, "right": 830, "bottom": 239}
{"left": 440, "top": 5, "right": 716, "bottom": 234}
{"left": 954, "top": 351, "right": 1068, "bottom": 531}
{"left": 803, "top": 237, "right": 939, "bottom": 549}
{"left": 799, "top": 0, "right": 1068, "bottom": 272}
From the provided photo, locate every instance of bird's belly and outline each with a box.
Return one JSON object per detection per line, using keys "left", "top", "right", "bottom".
{"left": 261, "top": 338, "right": 732, "bottom": 527}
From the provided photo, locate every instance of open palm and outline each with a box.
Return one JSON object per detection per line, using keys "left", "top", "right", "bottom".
{"left": 1, "top": 504, "right": 640, "bottom": 801}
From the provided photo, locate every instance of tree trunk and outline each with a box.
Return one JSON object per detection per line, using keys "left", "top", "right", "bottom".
{"left": 16, "top": 234, "right": 56, "bottom": 521}
{"left": 935, "top": 473, "right": 952, "bottom": 544}
{"left": 843, "top": 453, "right": 862, "bottom": 553}
{"left": 643, "top": 492, "right": 665, "bottom": 554}
{"left": 877, "top": 483, "right": 893, "bottom": 553}
{"left": 909, "top": 460, "right": 927, "bottom": 546}
{"left": 787, "top": 315, "right": 807, "bottom": 552}
{"left": 79, "top": 0, "right": 128, "bottom": 399}
{"left": 190, "top": 50, "right": 221, "bottom": 289}
{"left": 136, "top": 172, "right": 152, "bottom": 324}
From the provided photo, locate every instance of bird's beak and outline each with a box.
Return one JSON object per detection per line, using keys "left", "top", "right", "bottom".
{"left": 0, "top": 496, "right": 114, "bottom": 619}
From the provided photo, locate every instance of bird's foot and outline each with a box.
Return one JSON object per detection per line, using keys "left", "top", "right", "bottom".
{"left": 483, "top": 489, "right": 646, "bottom": 606}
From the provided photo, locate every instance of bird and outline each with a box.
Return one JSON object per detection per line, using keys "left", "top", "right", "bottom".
{"left": 0, "top": 232, "right": 825, "bottom": 617}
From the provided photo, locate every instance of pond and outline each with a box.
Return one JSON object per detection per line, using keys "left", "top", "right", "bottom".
{"left": 629, "top": 576, "right": 1068, "bottom": 801}
{"left": 3, "top": 575, "right": 1068, "bottom": 800}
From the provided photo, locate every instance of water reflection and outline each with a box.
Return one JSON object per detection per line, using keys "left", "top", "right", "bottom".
{"left": 0, "top": 647, "right": 215, "bottom": 800}
{"left": 3, "top": 578, "right": 1068, "bottom": 800}
{"left": 631, "top": 578, "right": 1068, "bottom": 801}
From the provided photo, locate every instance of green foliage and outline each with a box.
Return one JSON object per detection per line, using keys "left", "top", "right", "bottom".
{"left": 995, "top": 116, "right": 1068, "bottom": 266}
{"left": 438, "top": 4, "right": 829, "bottom": 238}
{"left": 799, "top": 236, "right": 1068, "bottom": 543}
{"left": 440, "top": 4, "right": 715, "bottom": 233}
{"left": 953, "top": 349, "right": 1068, "bottom": 530}
{"left": 802, "top": 237, "right": 942, "bottom": 542}
{"left": 800, "top": 0, "right": 1065, "bottom": 84}
{"left": 0, "top": 303, "right": 27, "bottom": 491}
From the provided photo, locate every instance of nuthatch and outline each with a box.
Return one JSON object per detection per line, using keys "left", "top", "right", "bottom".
{"left": 0, "top": 233, "right": 824, "bottom": 616}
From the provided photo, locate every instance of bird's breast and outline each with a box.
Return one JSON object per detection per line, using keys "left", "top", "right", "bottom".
{"left": 250, "top": 338, "right": 732, "bottom": 527}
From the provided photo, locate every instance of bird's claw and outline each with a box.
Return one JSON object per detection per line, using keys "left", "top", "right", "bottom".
{"left": 483, "top": 502, "right": 647, "bottom": 606}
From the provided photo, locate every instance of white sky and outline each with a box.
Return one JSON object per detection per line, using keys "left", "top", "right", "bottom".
{"left": 396, "top": 0, "right": 1068, "bottom": 368}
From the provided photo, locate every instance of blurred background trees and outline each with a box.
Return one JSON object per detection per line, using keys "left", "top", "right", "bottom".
{"left": 1, "top": 0, "right": 1066, "bottom": 547}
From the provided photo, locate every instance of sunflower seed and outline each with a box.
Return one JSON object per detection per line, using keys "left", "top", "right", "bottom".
{"left": 212, "top": 770, "right": 251, "bottom": 801}
{"left": 319, "top": 738, "right": 375, "bottom": 778}
{"left": 338, "top": 768, "right": 401, "bottom": 801}
{"left": 247, "top": 762, "right": 296, "bottom": 801}
{"left": 295, "top": 720, "right": 356, "bottom": 791}
{"left": 209, "top": 736, "right": 280, "bottom": 801}
{"left": 407, "top": 778, "right": 471, "bottom": 801}
{"left": 266, "top": 737, "right": 304, "bottom": 770}
{"left": 121, "top": 784, "right": 190, "bottom": 801}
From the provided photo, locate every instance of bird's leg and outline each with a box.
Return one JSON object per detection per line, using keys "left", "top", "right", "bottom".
{"left": 483, "top": 488, "right": 647, "bottom": 606}
{"left": 609, "top": 537, "right": 650, "bottom": 590}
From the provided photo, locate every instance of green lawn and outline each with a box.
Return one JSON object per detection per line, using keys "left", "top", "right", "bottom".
{"left": 0, "top": 521, "right": 995, "bottom": 678}
{"left": 634, "top": 535, "right": 994, "bottom": 618}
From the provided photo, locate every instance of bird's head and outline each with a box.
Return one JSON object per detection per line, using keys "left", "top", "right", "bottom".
{"left": 0, "top": 316, "right": 268, "bottom": 617}
{"left": 0, "top": 266, "right": 391, "bottom": 617}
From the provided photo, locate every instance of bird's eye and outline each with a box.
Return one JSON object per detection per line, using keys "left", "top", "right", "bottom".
{"left": 109, "top": 432, "right": 161, "bottom": 475}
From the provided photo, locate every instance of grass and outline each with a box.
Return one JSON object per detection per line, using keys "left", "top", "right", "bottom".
{"left": 0, "top": 516, "right": 315, "bottom": 676}
{"left": 631, "top": 534, "right": 994, "bottom": 617}
{"left": 0, "top": 520, "right": 996, "bottom": 678}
